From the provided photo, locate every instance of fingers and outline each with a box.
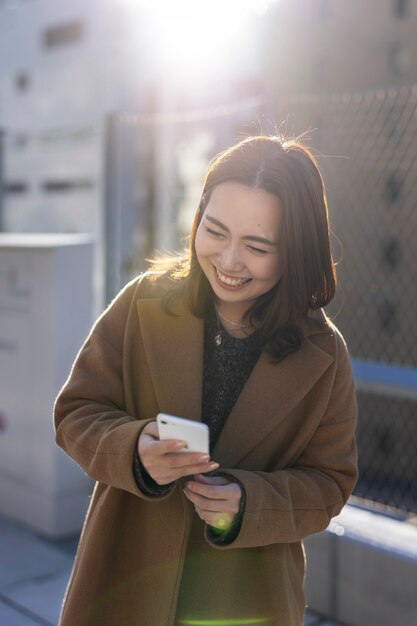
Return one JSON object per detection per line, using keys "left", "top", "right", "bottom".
{"left": 142, "top": 421, "right": 159, "bottom": 438}
{"left": 145, "top": 437, "right": 188, "bottom": 455}
{"left": 143, "top": 448, "right": 218, "bottom": 472}
{"left": 137, "top": 421, "right": 221, "bottom": 485}
{"left": 183, "top": 477, "right": 242, "bottom": 529}
{"left": 139, "top": 424, "right": 202, "bottom": 458}
{"left": 138, "top": 434, "right": 219, "bottom": 484}
{"left": 193, "top": 473, "right": 230, "bottom": 486}
{"left": 186, "top": 488, "right": 236, "bottom": 529}
{"left": 147, "top": 457, "right": 219, "bottom": 485}
{"left": 140, "top": 422, "right": 190, "bottom": 456}
{"left": 184, "top": 490, "right": 231, "bottom": 512}
{"left": 196, "top": 509, "right": 234, "bottom": 531}
{"left": 185, "top": 479, "right": 241, "bottom": 502}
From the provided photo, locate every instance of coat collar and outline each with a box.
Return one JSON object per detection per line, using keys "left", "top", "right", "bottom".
{"left": 137, "top": 298, "right": 333, "bottom": 466}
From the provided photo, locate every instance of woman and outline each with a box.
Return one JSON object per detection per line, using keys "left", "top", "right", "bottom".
{"left": 54, "top": 135, "right": 358, "bottom": 626}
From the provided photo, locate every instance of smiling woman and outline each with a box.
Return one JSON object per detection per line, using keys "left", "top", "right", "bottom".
{"left": 54, "top": 134, "right": 357, "bottom": 626}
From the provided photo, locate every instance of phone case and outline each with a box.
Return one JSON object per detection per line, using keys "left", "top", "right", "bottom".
{"left": 156, "top": 413, "right": 209, "bottom": 454}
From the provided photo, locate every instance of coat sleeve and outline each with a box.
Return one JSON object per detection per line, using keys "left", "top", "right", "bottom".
{"left": 53, "top": 276, "right": 174, "bottom": 501}
{"left": 206, "top": 330, "right": 358, "bottom": 549}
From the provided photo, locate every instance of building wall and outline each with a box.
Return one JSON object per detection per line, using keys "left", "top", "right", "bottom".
{"left": 0, "top": 0, "right": 154, "bottom": 309}
{"left": 263, "top": 0, "right": 417, "bottom": 97}
{"left": 0, "top": 0, "right": 266, "bottom": 304}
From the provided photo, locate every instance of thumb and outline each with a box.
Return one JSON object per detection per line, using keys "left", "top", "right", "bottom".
{"left": 194, "top": 473, "right": 229, "bottom": 485}
{"left": 142, "top": 421, "right": 159, "bottom": 439}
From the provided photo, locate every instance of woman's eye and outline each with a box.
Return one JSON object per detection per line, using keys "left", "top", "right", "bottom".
{"left": 248, "top": 246, "right": 268, "bottom": 255}
{"left": 206, "top": 228, "right": 224, "bottom": 238}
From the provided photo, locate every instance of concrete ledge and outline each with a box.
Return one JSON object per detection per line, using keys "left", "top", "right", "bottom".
{"left": 304, "top": 504, "right": 417, "bottom": 626}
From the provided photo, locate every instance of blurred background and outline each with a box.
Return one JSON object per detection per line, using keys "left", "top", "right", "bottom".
{"left": 0, "top": 1, "right": 416, "bottom": 625}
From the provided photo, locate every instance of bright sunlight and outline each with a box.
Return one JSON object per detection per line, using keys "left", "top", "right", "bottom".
{"left": 121, "top": 0, "right": 274, "bottom": 78}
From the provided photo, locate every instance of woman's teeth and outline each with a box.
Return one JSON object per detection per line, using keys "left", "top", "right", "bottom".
{"left": 216, "top": 268, "right": 250, "bottom": 287}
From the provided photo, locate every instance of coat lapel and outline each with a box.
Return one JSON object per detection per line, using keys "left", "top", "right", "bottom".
{"left": 211, "top": 337, "right": 333, "bottom": 466}
{"left": 136, "top": 298, "right": 204, "bottom": 421}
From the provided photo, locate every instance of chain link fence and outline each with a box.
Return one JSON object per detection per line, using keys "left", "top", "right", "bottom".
{"left": 274, "top": 85, "right": 417, "bottom": 515}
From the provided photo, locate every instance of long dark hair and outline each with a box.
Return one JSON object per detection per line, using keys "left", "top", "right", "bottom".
{"left": 148, "top": 134, "right": 336, "bottom": 360}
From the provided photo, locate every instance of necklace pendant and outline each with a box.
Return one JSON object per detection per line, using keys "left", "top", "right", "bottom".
{"left": 214, "top": 331, "right": 223, "bottom": 346}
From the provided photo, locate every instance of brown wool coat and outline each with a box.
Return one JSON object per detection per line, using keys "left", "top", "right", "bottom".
{"left": 54, "top": 274, "right": 358, "bottom": 626}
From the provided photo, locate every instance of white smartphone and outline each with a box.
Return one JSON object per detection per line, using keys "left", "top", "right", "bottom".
{"left": 156, "top": 413, "right": 210, "bottom": 454}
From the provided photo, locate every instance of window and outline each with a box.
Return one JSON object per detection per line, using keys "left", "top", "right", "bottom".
{"left": 318, "top": 0, "right": 331, "bottom": 18}
{"left": 388, "top": 42, "right": 409, "bottom": 75}
{"left": 393, "top": 0, "right": 409, "bottom": 17}
{"left": 384, "top": 173, "right": 403, "bottom": 205}
{"left": 15, "top": 72, "right": 30, "bottom": 93}
{"left": 41, "top": 179, "right": 94, "bottom": 193}
{"left": 43, "top": 21, "right": 83, "bottom": 49}
{"left": 3, "top": 181, "right": 29, "bottom": 194}
{"left": 12, "top": 134, "right": 30, "bottom": 149}
{"left": 377, "top": 300, "right": 397, "bottom": 333}
{"left": 381, "top": 238, "right": 401, "bottom": 270}
{"left": 0, "top": 0, "right": 37, "bottom": 10}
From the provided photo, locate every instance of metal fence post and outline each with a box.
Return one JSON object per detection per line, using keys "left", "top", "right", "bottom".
{"left": 0, "top": 129, "right": 4, "bottom": 231}
{"left": 103, "top": 113, "right": 119, "bottom": 305}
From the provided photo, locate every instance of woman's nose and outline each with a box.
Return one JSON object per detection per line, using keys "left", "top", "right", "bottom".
{"left": 217, "top": 244, "right": 244, "bottom": 272}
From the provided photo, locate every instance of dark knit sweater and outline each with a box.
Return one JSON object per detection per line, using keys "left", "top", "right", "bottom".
{"left": 202, "top": 309, "right": 262, "bottom": 449}
{"left": 133, "top": 308, "right": 261, "bottom": 541}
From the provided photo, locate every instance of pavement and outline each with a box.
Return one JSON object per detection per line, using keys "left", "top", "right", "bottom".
{"left": 0, "top": 514, "right": 344, "bottom": 626}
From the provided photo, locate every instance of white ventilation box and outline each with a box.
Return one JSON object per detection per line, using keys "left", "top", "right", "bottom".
{"left": 0, "top": 233, "right": 94, "bottom": 537}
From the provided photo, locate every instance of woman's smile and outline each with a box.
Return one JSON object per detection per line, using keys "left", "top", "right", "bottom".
{"left": 214, "top": 266, "right": 252, "bottom": 290}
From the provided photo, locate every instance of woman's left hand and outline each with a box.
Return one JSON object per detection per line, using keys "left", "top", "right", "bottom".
{"left": 183, "top": 474, "right": 242, "bottom": 532}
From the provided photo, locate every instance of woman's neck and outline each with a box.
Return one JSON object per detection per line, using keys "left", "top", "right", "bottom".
{"left": 214, "top": 302, "right": 258, "bottom": 338}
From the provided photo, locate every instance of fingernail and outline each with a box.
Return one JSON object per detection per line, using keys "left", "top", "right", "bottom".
{"left": 175, "top": 441, "right": 185, "bottom": 449}
{"left": 209, "top": 462, "right": 219, "bottom": 469}
{"left": 199, "top": 455, "right": 210, "bottom": 462}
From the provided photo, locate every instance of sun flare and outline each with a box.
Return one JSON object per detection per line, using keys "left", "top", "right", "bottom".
{"left": 123, "top": 0, "right": 274, "bottom": 78}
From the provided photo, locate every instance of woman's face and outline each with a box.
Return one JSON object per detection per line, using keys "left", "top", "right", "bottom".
{"left": 195, "top": 181, "right": 283, "bottom": 318}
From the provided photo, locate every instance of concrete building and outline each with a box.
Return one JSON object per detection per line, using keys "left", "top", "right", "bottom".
{"left": 263, "top": 0, "right": 417, "bottom": 97}
{"left": 0, "top": 0, "right": 266, "bottom": 305}
{"left": 0, "top": 0, "right": 158, "bottom": 309}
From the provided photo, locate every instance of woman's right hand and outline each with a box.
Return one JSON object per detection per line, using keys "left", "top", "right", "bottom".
{"left": 138, "top": 421, "right": 219, "bottom": 485}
